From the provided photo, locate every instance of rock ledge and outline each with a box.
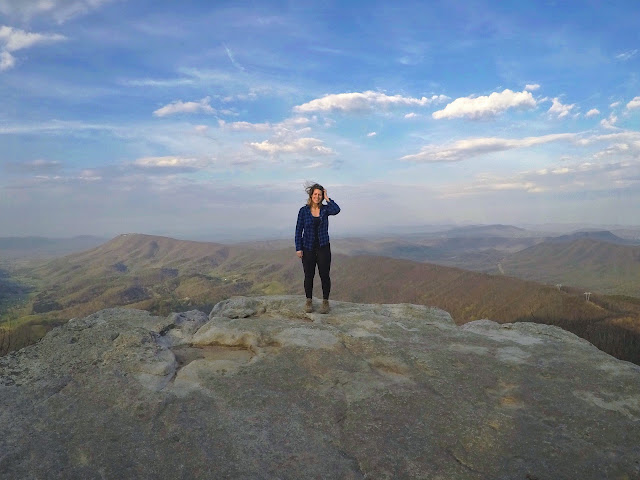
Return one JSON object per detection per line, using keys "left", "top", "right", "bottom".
{"left": 1, "top": 295, "right": 640, "bottom": 479}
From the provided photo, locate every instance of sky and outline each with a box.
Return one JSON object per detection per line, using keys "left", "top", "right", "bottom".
{"left": 1, "top": 0, "right": 639, "bottom": 241}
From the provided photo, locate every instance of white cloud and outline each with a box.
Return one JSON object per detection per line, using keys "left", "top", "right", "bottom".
{"left": 600, "top": 114, "right": 618, "bottom": 129}
{"left": 401, "top": 133, "right": 576, "bottom": 163}
{"left": 153, "top": 97, "right": 215, "bottom": 117}
{"left": 578, "top": 131, "right": 640, "bottom": 146}
{"left": 0, "top": 25, "right": 66, "bottom": 51}
{"left": 194, "top": 125, "right": 208, "bottom": 133}
{"left": 304, "top": 161, "right": 328, "bottom": 169}
{"left": 294, "top": 91, "right": 449, "bottom": 113}
{"left": 218, "top": 117, "right": 312, "bottom": 136}
{"left": 432, "top": 89, "right": 536, "bottom": 120}
{"left": 404, "top": 112, "right": 417, "bottom": 119}
{"left": 585, "top": 108, "right": 600, "bottom": 118}
{"left": 4, "top": 159, "right": 63, "bottom": 173}
{"left": 133, "top": 156, "right": 211, "bottom": 170}
{"left": 0, "top": 0, "right": 116, "bottom": 23}
{"left": 78, "top": 169, "right": 101, "bottom": 181}
{"left": 610, "top": 101, "right": 621, "bottom": 108}
{"left": 616, "top": 49, "right": 638, "bottom": 61}
{"left": 223, "top": 44, "right": 245, "bottom": 71}
{"left": 525, "top": 84, "right": 540, "bottom": 91}
{"left": 218, "top": 119, "right": 272, "bottom": 132}
{"left": 0, "top": 50, "right": 14, "bottom": 70}
{"left": 0, "top": 25, "right": 66, "bottom": 70}
{"left": 367, "top": 132, "right": 377, "bottom": 137}
{"left": 441, "top": 132, "right": 640, "bottom": 198}
{"left": 627, "top": 96, "right": 640, "bottom": 110}
{"left": 547, "top": 97, "right": 575, "bottom": 118}
{"left": 446, "top": 154, "right": 640, "bottom": 198}
{"left": 249, "top": 137, "right": 334, "bottom": 156}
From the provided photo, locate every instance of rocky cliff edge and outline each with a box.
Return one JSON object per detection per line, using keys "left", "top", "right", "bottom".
{"left": 1, "top": 295, "right": 640, "bottom": 479}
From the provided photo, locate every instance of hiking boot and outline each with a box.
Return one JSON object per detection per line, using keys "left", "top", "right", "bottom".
{"left": 305, "top": 298, "right": 313, "bottom": 313}
{"left": 319, "top": 299, "right": 330, "bottom": 314}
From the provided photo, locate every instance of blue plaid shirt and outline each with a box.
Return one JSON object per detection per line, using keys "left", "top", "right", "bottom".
{"left": 295, "top": 199, "right": 340, "bottom": 251}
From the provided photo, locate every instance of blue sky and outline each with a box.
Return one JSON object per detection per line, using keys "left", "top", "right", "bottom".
{"left": 1, "top": 0, "right": 639, "bottom": 240}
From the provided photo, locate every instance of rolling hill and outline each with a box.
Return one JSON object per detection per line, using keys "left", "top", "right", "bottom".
{"left": 543, "top": 230, "right": 635, "bottom": 245}
{"left": 499, "top": 238, "right": 640, "bottom": 297}
{"left": 2, "top": 233, "right": 639, "bottom": 364}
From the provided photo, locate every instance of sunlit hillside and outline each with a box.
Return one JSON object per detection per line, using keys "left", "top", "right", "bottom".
{"left": 500, "top": 238, "right": 640, "bottom": 296}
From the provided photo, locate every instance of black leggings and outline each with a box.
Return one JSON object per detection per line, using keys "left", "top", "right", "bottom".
{"left": 302, "top": 244, "right": 331, "bottom": 300}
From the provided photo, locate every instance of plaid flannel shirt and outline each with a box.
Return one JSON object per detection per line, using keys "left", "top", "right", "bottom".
{"left": 295, "top": 199, "right": 340, "bottom": 251}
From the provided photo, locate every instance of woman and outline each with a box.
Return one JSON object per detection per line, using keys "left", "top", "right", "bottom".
{"left": 295, "top": 183, "right": 341, "bottom": 313}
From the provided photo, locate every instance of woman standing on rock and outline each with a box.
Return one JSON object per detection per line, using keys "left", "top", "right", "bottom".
{"left": 295, "top": 182, "right": 340, "bottom": 314}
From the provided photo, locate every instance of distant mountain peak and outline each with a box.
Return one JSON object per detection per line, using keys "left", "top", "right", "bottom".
{"left": 546, "top": 230, "right": 631, "bottom": 245}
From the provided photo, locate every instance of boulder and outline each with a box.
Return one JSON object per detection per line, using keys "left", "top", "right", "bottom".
{"left": 1, "top": 296, "right": 639, "bottom": 479}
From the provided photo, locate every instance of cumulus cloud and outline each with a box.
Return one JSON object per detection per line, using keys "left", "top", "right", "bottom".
{"left": 153, "top": 97, "right": 215, "bottom": 117}
{"left": 404, "top": 112, "right": 417, "bottom": 119}
{"left": 525, "top": 84, "right": 540, "bottom": 91}
{"left": 610, "top": 101, "right": 621, "bottom": 108}
{"left": 600, "top": 114, "right": 618, "bottom": 129}
{"left": 627, "top": 96, "right": 640, "bottom": 110}
{"left": 0, "top": 0, "right": 116, "bottom": 23}
{"left": 294, "top": 91, "right": 449, "bottom": 114}
{"left": 432, "top": 89, "right": 536, "bottom": 120}
{"left": 401, "top": 133, "right": 576, "bottom": 163}
{"left": 585, "top": 108, "right": 600, "bottom": 118}
{"left": 547, "top": 98, "right": 576, "bottom": 118}
{"left": 249, "top": 137, "right": 334, "bottom": 156}
{"left": 0, "top": 25, "right": 66, "bottom": 70}
{"left": 367, "top": 132, "right": 377, "bottom": 137}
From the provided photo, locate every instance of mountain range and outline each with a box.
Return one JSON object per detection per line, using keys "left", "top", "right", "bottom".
{"left": 1, "top": 232, "right": 639, "bottom": 365}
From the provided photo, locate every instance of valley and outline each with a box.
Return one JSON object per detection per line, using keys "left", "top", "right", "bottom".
{"left": 1, "top": 228, "right": 639, "bottom": 365}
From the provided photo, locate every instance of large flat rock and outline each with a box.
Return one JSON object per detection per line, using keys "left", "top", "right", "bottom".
{"left": 1, "top": 295, "right": 639, "bottom": 479}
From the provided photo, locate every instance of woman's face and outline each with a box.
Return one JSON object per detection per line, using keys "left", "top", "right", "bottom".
{"left": 311, "top": 188, "right": 323, "bottom": 205}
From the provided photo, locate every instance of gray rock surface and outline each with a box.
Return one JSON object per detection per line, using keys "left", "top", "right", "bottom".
{"left": 1, "top": 295, "right": 640, "bottom": 479}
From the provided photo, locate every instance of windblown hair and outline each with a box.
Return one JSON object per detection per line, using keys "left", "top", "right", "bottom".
{"left": 304, "top": 181, "right": 324, "bottom": 207}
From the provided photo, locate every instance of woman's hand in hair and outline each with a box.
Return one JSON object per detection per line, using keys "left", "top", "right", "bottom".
{"left": 323, "top": 189, "right": 330, "bottom": 202}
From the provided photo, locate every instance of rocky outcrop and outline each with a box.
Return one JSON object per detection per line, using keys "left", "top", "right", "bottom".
{"left": 1, "top": 295, "right": 639, "bottom": 479}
